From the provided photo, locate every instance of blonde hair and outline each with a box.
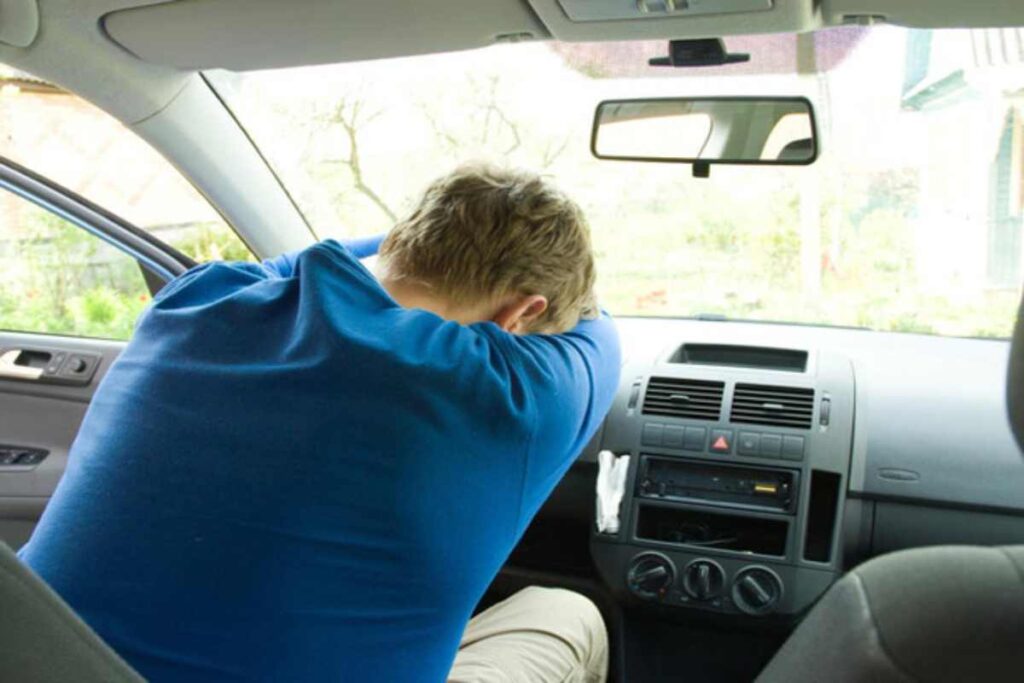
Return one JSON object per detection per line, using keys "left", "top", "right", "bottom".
{"left": 378, "top": 164, "right": 597, "bottom": 334}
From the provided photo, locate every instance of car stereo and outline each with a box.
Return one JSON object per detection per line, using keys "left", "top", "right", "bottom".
{"left": 637, "top": 457, "right": 798, "bottom": 513}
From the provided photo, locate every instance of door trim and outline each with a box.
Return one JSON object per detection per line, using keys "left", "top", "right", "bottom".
{"left": 0, "top": 155, "right": 196, "bottom": 282}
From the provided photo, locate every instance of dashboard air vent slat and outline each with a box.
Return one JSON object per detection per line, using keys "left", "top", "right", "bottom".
{"left": 642, "top": 377, "right": 725, "bottom": 421}
{"left": 730, "top": 383, "right": 815, "bottom": 429}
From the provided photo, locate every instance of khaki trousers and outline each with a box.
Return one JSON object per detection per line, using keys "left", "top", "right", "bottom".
{"left": 448, "top": 586, "right": 609, "bottom": 683}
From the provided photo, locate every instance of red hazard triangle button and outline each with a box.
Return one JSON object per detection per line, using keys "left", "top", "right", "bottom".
{"left": 710, "top": 431, "right": 733, "bottom": 453}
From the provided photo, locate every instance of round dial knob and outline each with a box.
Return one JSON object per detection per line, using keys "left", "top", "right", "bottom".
{"left": 682, "top": 559, "right": 725, "bottom": 601}
{"left": 731, "top": 566, "right": 783, "bottom": 616}
{"left": 626, "top": 553, "right": 675, "bottom": 600}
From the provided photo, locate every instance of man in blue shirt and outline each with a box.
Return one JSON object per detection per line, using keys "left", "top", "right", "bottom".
{"left": 20, "top": 165, "right": 621, "bottom": 682}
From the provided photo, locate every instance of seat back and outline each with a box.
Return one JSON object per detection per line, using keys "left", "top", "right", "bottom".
{"left": 0, "top": 542, "right": 143, "bottom": 682}
{"left": 757, "top": 544, "right": 1024, "bottom": 682}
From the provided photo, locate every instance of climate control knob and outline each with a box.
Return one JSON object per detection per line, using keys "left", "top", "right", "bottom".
{"left": 682, "top": 559, "right": 725, "bottom": 601}
{"left": 626, "top": 553, "right": 675, "bottom": 600}
{"left": 732, "top": 566, "right": 783, "bottom": 616}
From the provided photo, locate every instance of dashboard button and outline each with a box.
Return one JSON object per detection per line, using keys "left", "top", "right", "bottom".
{"left": 642, "top": 423, "right": 663, "bottom": 447}
{"left": 710, "top": 429, "right": 733, "bottom": 454}
{"left": 760, "top": 434, "right": 782, "bottom": 458}
{"left": 683, "top": 427, "right": 706, "bottom": 451}
{"left": 663, "top": 426, "right": 685, "bottom": 449}
{"left": 781, "top": 435, "right": 805, "bottom": 461}
{"left": 738, "top": 432, "right": 760, "bottom": 456}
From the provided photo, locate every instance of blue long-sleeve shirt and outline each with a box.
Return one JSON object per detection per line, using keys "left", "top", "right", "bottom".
{"left": 20, "top": 237, "right": 621, "bottom": 682}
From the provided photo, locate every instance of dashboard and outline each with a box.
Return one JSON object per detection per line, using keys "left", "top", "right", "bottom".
{"left": 579, "top": 316, "right": 1024, "bottom": 620}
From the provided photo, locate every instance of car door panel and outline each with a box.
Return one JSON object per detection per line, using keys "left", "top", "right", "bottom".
{"left": 0, "top": 332, "right": 125, "bottom": 548}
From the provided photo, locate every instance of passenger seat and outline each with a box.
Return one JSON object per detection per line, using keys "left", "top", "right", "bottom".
{"left": 757, "top": 544, "right": 1024, "bottom": 681}
{"left": 757, "top": 297, "right": 1024, "bottom": 682}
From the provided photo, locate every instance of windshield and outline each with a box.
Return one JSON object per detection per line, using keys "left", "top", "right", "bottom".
{"left": 208, "top": 26, "right": 1024, "bottom": 338}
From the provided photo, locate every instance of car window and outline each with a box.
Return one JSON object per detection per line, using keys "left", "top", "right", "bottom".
{"left": 0, "top": 67, "right": 253, "bottom": 263}
{"left": 0, "top": 188, "right": 151, "bottom": 340}
{"left": 209, "top": 26, "right": 1024, "bottom": 338}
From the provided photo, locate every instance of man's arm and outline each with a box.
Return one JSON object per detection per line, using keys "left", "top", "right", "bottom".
{"left": 153, "top": 235, "right": 386, "bottom": 306}
{"left": 262, "top": 235, "right": 385, "bottom": 278}
{"left": 498, "top": 312, "right": 622, "bottom": 534}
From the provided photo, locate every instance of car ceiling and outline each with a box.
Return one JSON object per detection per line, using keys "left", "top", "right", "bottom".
{"left": 61, "top": 1, "right": 1024, "bottom": 71}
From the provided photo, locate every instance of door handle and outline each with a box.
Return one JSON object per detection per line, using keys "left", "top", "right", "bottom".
{"left": 0, "top": 348, "right": 101, "bottom": 385}
{"left": 0, "top": 349, "right": 44, "bottom": 380}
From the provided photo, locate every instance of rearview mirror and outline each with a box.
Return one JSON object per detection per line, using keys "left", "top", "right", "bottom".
{"left": 591, "top": 97, "right": 818, "bottom": 172}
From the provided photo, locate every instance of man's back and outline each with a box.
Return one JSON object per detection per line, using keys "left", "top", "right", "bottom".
{"left": 20, "top": 239, "right": 620, "bottom": 681}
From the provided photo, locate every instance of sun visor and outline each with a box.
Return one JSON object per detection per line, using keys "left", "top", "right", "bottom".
{"left": 0, "top": 0, "right": 39, "bottom": 48}
{"left": 102, "top": 0, "right": 550, "bottom": 71}
{"left": 821, "top": 0, "right": 1024, "bottom": 28}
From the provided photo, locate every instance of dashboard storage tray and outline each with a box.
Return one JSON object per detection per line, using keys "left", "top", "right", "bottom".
{"left": 636, "top": 504, "right": 788, "bottom": 557}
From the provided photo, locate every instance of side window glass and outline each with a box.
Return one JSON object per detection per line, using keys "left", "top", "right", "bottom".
{"left": 0, "top": 68, "right": 253, "bottom": 262}
{"left": 0, "top": 189, "right": 151, "bottom": 340}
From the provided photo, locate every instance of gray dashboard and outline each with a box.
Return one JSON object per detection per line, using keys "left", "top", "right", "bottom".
{"left": 585, "top": 316, "right": 1024, "bottom": 618}
{"left": 607, "top": 316, "right": 1022, "bottom": 514}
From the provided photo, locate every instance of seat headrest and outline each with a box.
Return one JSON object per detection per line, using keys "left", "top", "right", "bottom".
{"left": 776, "top": 138, "right": 813, "bottom": 161}
{"left": 1006, "top": 296, "right": 1024, "bottom": 454}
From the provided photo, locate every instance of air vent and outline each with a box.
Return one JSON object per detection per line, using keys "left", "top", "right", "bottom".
{"left": 730, "top": 384, "right": 815, "bottom": 429}
{"left": 642, "top": 377, "right": 724, "bottom": 421}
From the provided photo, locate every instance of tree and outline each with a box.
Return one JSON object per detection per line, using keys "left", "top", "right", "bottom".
{"left": 320, "top": 97, "right": 397, "bottom": 223}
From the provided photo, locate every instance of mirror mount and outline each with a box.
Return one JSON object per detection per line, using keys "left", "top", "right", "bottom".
{"left": 649, "top": 39, "right": 750, "bottom": 68}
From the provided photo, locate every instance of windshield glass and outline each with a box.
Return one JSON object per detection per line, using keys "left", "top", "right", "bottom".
{"left": 208, "top": 26, "right": 1024, "bottom": 338}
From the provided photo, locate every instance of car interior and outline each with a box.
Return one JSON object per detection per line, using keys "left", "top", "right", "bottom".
{"left": 1, "top": 1, "right": 1024, "bottom": 681}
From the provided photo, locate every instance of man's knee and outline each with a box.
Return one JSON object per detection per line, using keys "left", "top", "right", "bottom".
{"left": 516, "top": 587, "right": 608, "bottom": 665}
{"left": 522, "top": 587, "right": 604, "bottom": 635}
{"left": 454, "top": 587, "right": 609, "bottom": 682}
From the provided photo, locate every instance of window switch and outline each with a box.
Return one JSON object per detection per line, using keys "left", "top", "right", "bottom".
{"left": 15, "top": 450, "right": 46, "bottom": 466}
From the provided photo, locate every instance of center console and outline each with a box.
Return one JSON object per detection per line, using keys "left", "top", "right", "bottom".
{"left": 592, "top": 343, "right": 855, "bottom": 619}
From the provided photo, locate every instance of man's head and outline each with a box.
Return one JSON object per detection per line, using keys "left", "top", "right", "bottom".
{"left": 375, "top": 164, "right": 597, "bottom": 335}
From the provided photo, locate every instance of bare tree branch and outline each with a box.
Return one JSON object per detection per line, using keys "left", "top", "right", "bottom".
{"left": 323, "top": 97, "right": 398, "bottom": 223}
{"left": 419, "top": 104, "right": 461, "bottom": 152}
{"left": 486, "top": 104, "right": 521, "bottom": 156}
{"left": 540, "top": 136, "right": 569, "bottom": 169}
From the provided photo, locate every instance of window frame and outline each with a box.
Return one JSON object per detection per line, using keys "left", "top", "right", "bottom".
{"left": 0, "top": 152, "right": 198, "bottom": 339}
{"left": 0, "top": 153, "right": 196, "bottom": 289}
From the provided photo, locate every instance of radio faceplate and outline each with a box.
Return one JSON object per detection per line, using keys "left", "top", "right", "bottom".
{"left": 638, "top": 456, "right": 798, "bottom": 514}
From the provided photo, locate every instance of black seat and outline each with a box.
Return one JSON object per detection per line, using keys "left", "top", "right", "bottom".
{"left": 757, "top": 544, "right": 1024, "bottom": 682}
{"left": 757, "top": 297, "right": 1024, "bottom": 682}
